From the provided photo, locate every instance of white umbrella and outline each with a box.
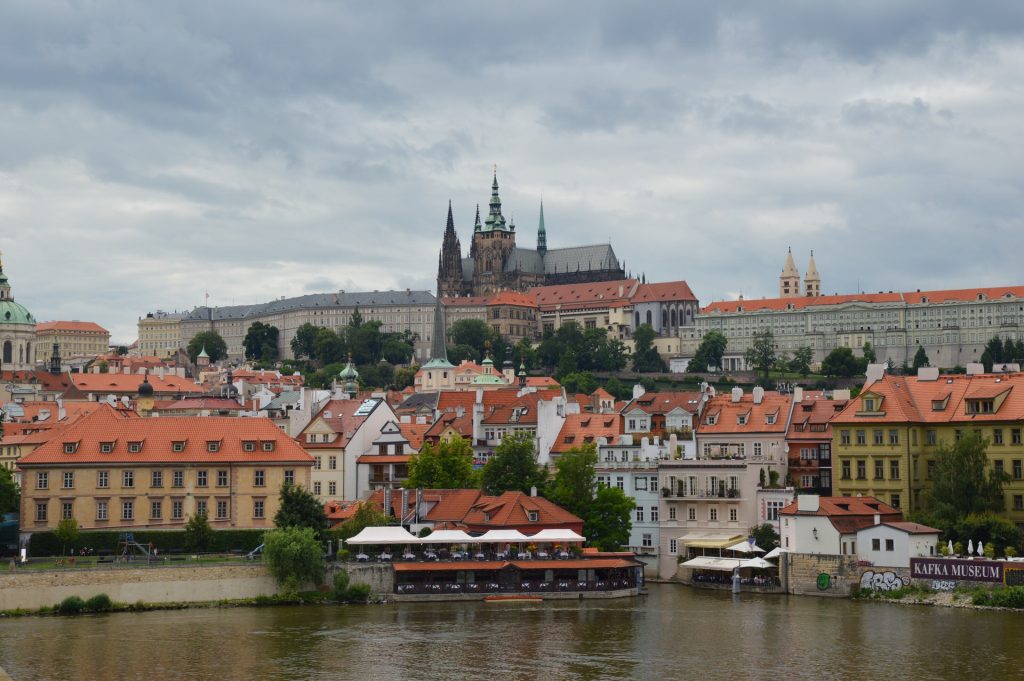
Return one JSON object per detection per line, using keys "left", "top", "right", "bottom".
{"left": 947, "top": 539, "right": 954, "bottom": 556}
{"left": 968, "top": 539, "right": 974, "bottom": 555}
{"left": 764, "top": 547, "right": 783, "bottom": 560}
{"left": 726, "top": 540, "right": 765, "bottom": 554}
{"left": 741, "top": 557, "right": 775, "bottom": 569}
{"left": 977, "top": 541, "right": 985, "bottom": 556}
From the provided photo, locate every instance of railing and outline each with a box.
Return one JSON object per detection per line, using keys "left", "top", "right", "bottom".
{"left": 394, "top": 579, "right": 636, "bottom": 595}
{"left": 666, "top": 488, "right": 742, "bottom": 500}
{"left": 597, "top": 459, "right": 660, "bottom": 470}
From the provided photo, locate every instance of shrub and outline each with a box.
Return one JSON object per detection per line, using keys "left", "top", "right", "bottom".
{"left": 184, "top": 513, "right": 214, "bottom": 553}
{"left": 1006, "top": 546, "right": 1018, "bottom": 558}
{"left": 27, "top": 529, "right": 265, "bottom": 557}
{"left": 344, "top": 583, "right": 371, "bottom": 603}
{"left": 57, "top": 596, "right": 86, "bottom": 615}
{"left": 263, "top": 526, "right": 324, "bottom": 588}
{"left": 85, "top": 593, "right": 113, "bottom": 612}
{"left": 332, "top": 570, "right": 351, "bottom": 600}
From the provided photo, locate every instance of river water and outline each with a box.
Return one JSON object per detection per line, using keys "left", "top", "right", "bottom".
{"left": 0, "top": 584, "right": 1021, "bottom": 680}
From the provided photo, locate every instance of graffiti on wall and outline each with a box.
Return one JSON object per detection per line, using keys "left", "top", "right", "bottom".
{"left": 859, "top": 570, "right": 909, "bottom": 592}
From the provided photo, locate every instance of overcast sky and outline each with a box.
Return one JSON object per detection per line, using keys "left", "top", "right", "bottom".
{"left": 2, "top": 2, "right": 1023, "bottom": 343}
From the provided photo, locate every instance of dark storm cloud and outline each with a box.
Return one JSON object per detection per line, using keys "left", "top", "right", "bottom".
{"left": 1, "top": 1, "right": 1023, "bottom": 341}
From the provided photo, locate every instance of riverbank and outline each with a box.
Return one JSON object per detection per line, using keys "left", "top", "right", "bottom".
{"left": 855, "top": 583, "right": 1024, "bottom": 612}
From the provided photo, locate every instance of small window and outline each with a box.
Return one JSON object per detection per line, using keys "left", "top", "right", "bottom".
{"left": 527, "top": 510, "right": 539, "bottom": 522}
{"left": 172, "top": 442, "right": 185, "bottom": 453}
{"left": 243, "top": 441, "right": 256, "bottom": 452}
{"left": 63, "top": 443, "right": 77, "bottom": 454}
{"left": 128, "top": 442, "right": 142, "bottom": 454}
{"left": 262, "top": 442, "right": 274, "bottom": 452}
{"left": 100, "top": 443, "right": 113, "bottom": 454}
{"left": 207, "top": 441, "right": 220, "bottom": 453}
{"left": 885, "top": 539, "right": 895, "bottom": 551}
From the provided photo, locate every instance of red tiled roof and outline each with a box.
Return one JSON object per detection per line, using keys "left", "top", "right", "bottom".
{"left": 631, "top": 281, "right": 697, "bottom": 303}
{"left": 1, "top": 370, "right": 77, "bottom": 394}
{"left": 424, "top": 489, "right": 486, "bottom": 523}
{"left": 624, "top": 391, "right": 703, "bottom": 415}
{"left": 356, "top": 454, "right": 413, "bottom": 464}
{"left": 442, "top": 295, "right": 490, "bottom": 307}
{"left": 487, "top": 291, "right": 538, "bottom": 308}
{"left": 399, "top": 422, "right": 430, "bottom": 449}
{"left": 156, "top": 397, "right": 245, "bottom": 411}
{"left": 551, "top": 413, "right": 621, "bottom": 453}
{"left": 36, "top": 320, "right": 109, "bottom": 334}
{"left": 424, "top": 411, "right": 474, "bottom": 440}
{"left": 71, "top": 373, "right": 203, "bottom": 395}
{"left": 461, "top": 491, "right": 584, "bottom": 528}
{"left": 8, "top": 400, "right": 105, "bottom": 424}
{"left": 780, "top": 496, "right": 901, "bottom": 518}
{"left": 524, "top": 377, "right": 560, "bottom": 388}
{"left": 882, "top": 521, "right": 940, "bottom": 534}
{"left": 699, "top": 392, "right": 791, "bottom": 434}
{"left": 298, "top": 398, "right": 383, "bottom": 449}
{"left": 703, "top": 285, "right": 1024, "bottom": 314}
{"left": 18, "top": 405, "right": 311, "bottom": 466}
{"left": 787, "top": 395, "right": 847, "bottom": 441}
{"left": 531, "top": 279, "right": 638, "bottom": 310}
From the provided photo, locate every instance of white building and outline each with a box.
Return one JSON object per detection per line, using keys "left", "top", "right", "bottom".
{"left": 857, "top": 521, "right": 939, "bottom": 568}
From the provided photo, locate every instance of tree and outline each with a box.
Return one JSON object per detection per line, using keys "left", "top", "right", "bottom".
{"left": 405, "top": 438, "right": 479, "bottom": 489}
{"left": 585, "top": 486, "right": 634, "bottom": 551}
{"left": 923, "top": 432, "right": 1007, "bottom": 529}
{"left": 54, "top": 518, "right": 80, "bottom": 556}
{"left": 263, "top": 526, "right": 325, "bottom": 590}
{"left": 313, "top": 328, "right": 347, "bottom": 366}
{"left": 393, "top": 365, "right": 419, "bottom": 390}
{"left": 275, "top": 483, "right": 329, "bottom": 539}
{"left": 559, "top": 371, "right": 597, "bottom": 395}
{"left": 862, "top": 342, "right": 877, "bottom": 364}
{"left": 481, "top": 432, "right": 547, "bottom": 496}
{"left": 0, "top": 465, "right": 17, "bottom": 515}
{"left": 187, "top": 331, "right": 228, "bottom": 364}
{"left": 954, "top": 512, "right": 1022, "bottom": 556}
{"left": 744, "top": 329, "right": 776, "bottom": 383}
{"left": 333, "top": 501, "right": 392, "bottom": 542}
{"left": 291, "top": 323, "right": 320, "bottom": 360}
{"left": 448, "top": 319, "right": 493, "bottom": 356}
{"left": 688, "top": 330, "right": 727, "bottom": 373}
{"left": 381, "top": 334, "right": 415, "bottom": 365}
{"left": 912, "top": 345, "right": 930, "bottom": 370}
{"left": 547, "top": 444, "right": 598, "bottom": 519}
{"left": 632, "top": 323, "right": 667, "bottom": 373}
{"left": 790, "top": 346, "right": 814, "bottom": 377}
{"left": 244, "top": 321, "right": 280, "bottom": 361}
{"left": 821, "top": 347, "right": 866, "bottom": 378}
{"left": 447, "top": 343, "right": 479, "bottom": 364}
{"left": 184, "top": 512, "right": 214, "bottom": 552}
{"left": 749, "top": 523, "right": 780, "bottom": 551}
{"left": 603, "top": 377, "right": 630, "bottom": 401}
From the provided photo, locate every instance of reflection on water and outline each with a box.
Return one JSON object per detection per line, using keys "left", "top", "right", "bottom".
{"left": 0, "top": 584, "right": 1022, "bottom": 680}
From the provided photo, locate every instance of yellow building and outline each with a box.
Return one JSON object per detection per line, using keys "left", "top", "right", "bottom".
{"left": 136, "top": 311, "right": 183, "bottom": 359}
{"left": 832, "top": 369, "right": 1024, "bottom": 526}
{"left": 34, "top": 321, "right": 110, "bottom": 362}
{"left": 17, "top": 405, "right": 313, "bottom": 532}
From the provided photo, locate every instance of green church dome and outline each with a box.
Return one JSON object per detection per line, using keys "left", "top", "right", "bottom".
{"left": 0, "top": 299, "right": 34, "bottom": 325}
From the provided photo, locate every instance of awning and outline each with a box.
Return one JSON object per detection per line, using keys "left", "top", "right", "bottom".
{"left": 680, "top": 556, "right": 777, "bottom": 572}
{"left": 726, "top": 540, "right": 765, "bottom": 554}
{"left": 477, "top": 529, "right": 531, "bottom": 543}
{"left": 419, "top": 529, "right": 474, "bottom": 544}
{"left": 527, "top": 528, "right": 587, "bottom": 543}
{"left": 764, "top": 547, "right": 784, "bottom": 559}
{"left": 679, "top": 533, "right": 744, "bottom": 549}
{"left": 345, "top": 526, "right": 420, "bottom": 545}
{"left": 394, "top": 561, "right": 507, "bottom": 572}
{"left": 512, "top": 559, "right": 636, "bottom": 570}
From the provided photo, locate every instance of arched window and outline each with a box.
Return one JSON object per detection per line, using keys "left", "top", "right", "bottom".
{"left": 662, "top": 309, "right": 668, "bottom": 329}
{"left": 2, "top": 340, "right": 11, "bottom": 364}
{"left": 671, "top": 308, "right": 678, "bottom": 328}
{"left": 634, "top": 312, "right": 640, "bottom": 328}
{"left": 646, "top": 311, "right": 652, "bottom": 326}
{"left": 18, "top": 344, "right": 24, "bottom": 363}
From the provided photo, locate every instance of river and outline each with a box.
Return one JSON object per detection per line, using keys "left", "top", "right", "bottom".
{"left": 0, "top": 584, "right": 1021, "bottom": 680}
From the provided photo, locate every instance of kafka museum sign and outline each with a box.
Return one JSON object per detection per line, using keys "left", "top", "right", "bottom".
{"left": 910, "top": 558, "right": 1003, "bottom": 583}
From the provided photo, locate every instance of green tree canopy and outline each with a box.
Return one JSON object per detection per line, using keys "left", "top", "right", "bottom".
{"left": 481, "top": 432, "right": 547, "bottom": 496}
{"left": 55, "top": 518, "right": 80, "bottom": 556}
{"left": 585, "top": 486, "right": 634, "bottom": 551}
{"left": 547, "top": 444, "right": 598, "bottom": 520}
{"left": 538, "top": 322, "right": 629, "bottom": 374}
{"left": 313, "top": 328, "right": 347, "bottom": 366}
{"left": 912, "top": 345, "right": 930, "bottom": 370}
{"left": 405, "top": 438, "right": 479, "bottom": 489}
{"left": 263, "top": 526, "right": 325, "bottom": 589}
{"left": 244, "top": 321, "right": 280, "bottom": 361}
{"left": 749, "top": 522, "right": 780, "bottom": 551}
{"left": 632, "top": 323, "right": 666, "bottom": 373}
{"left": 187, "top": 331, "right": 228, "bottom": 364}
{"left": 789, "top": 346, "right": 814, "bottom": 377}
{"left": 744, "top": 329, "right": 776, "bottom": 382}
{"left": 862, "top": 342, "right": 877, "bottom": 364}
{"left": 184, "top": 511, "right": 214, "bottom": 552}
{"left": 274, "top": 483, "right": 329, "bottom": 539}
{"left": 923, "top": 432, "right": 1007, "bottom": 530}
{"left": 953, "top": 512, "right": 1021, "bottom": 555}
{"left": 0, "top": 465, "right": 17, "bottom": 515}
{"left": 333, "top": 501, "right": 393, "bottom": 542}
{"left": 688, "top": 330, "right": 727, "bottom": 373}
{"left": 821, "top": 347, "right": 866, "bottom": 378}
{"left": 559, "top": 371, "right": 597, "bottom": 395}
{"left": 290, "top": 323, "right": 320, "bottom": 360}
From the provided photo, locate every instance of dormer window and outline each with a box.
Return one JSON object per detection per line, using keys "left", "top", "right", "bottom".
{"left": 262, "top": 441, "right": 274, "bottom": 452}
{"left": 966, "top": 399, "right": 995, "bottom": 414}
{"left": 563, "top": 436, "right": 574, "bottom": 444}
{"left": 706, "top": 415, "right": 717, "bottom": 425}
{"left": 100, "top": 442, "right": 113, "bottom": 454}
{"left": 737, "top": 415, "right": 747, "bottom": 425}
{"left": 63, "top": 442, "right": 78, "bottom": 454}
{"left": 766, "top": 414, "right": 776, "bottom": 425}
{"left": 243, "top": 441, "right": 256, "bottom": 452}
{"left": 207, "top": 441, "right": 220, "bottom": 453}
{"left": 864, "top": 398, "right": 875, "bottom": 411}
{"left": 128, "top": 442, "right": 142, "bottom": 454}
{"left": 172, "top": 442, "right": 185, "bottom": 452}
{"left": 527, "top": 510, "right": 539, "bottom": 522}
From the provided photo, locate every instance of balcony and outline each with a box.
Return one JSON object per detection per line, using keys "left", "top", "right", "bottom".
{"left": 663, "top": 487, "right": 742, "bottom": 501}
{"left": 597, "top": 459, "right": 660, "bottom": 470}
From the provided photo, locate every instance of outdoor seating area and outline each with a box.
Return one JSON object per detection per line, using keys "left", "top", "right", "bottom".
{"left": 345, "top": 527, "right": 587, "bottom": 564}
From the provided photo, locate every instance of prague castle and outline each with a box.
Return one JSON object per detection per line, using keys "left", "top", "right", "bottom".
{"left": 438, "top": 170, "right": 625, "bottom": 297}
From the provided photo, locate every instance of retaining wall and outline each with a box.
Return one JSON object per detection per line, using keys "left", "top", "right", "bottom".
{"left": 783, "top": 553, "right": 861, "bottom": 597}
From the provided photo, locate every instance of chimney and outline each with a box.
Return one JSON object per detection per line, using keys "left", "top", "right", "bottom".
{"left": 865, "top": 363, "right": 887, "bottom": 384}
{"left": 966, "top": 362, "right": 984, "bottom": 376}
{"left": 793, "top": 386, "right": 803, "bottom": 403}
{"left": 618, "top": 284, "right": 624, "bottom": 297}
{"left": 797, "top": 494, "right": 820, "bottom": 513}
{"left": 752, "top": 386, "right": 764, "bottom": 405}
{"left": 917, "top": 367, "right": 940, "bottom": 381}
{"left": 731, "top": 387, "right": 742, "bottom": 403}
{"left": 874, "top": 513, "right": 881, "bottom": 526}
{"left": 530, "top": 486, "right": 537, "bottom": 497}
{"left": 632, "top": 383, "right": 646, "bottom": 400}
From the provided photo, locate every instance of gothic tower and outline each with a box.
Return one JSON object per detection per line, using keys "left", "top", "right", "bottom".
{"left": 804, "top": 250, "right": 821, "bottom": 297}
{"left": 779, "top": 247, "right": 801, "bottom": 298}
{"left": 471, "top": 168, "right": 517, "bottom": 295}
{"left": 537, "top": 200, "right": 547, "bottom": 256}
{"left": 437, "top": 201, "right": 465, "bottom": 297}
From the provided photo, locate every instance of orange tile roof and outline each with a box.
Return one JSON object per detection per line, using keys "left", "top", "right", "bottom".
{"left": 531, "top": 279, "right": 637, "bottom": 309}
{"left": 399, "top": 421, "right": 430, "bottom": 449}
{"left": 423, "top": 489, "right": 486, "bottom": 523}
{"left": 298, "top": 398, "right": 383, "bottom": 449}
{"left": 624, "top": 391, "right": 703, "bottom": 415}
{"left": 631, "top": 281, "right": 698, "bottom": 302}
{"left": 1, "top": 370, "right": 77, "bottom": 394}
{"left": 356, "top": 454, "right": 413, "bottom": 464}
{"left": 8, "top": 400, "right": 105, "bottom": 424}
{"left": 551, "top": 413, "right": 621, "bottom": 453}
{"left": 442, "top": 295, "right": 490, "bottom": 307}
{"left": 36, "top": 320, "right": 109, "bottom": 334}
{"left": 833, "top": 372, "right": 1024, "bottom": 425}
{"left": 486, "top": 291, "right": 538, "bottom": 308}
{"left": 18, "top": 405, "right": 311, "bottom": 466}
{"left": 524, "top": 377, "right": 560, "bottom": 388}
{"left": 461, "top": 491, "right": 584, "bottom": 528}
{"left": 780, "top": 496, "right": 903, "bottom": 534}
{"left": 424, "top": 411, "right": 475, "bottom": 440}
{"left": 703, "top": 285, "right": 1024, "bottom": 314}
{"left": 71, "top": 373, "right": 203, "bottom": 395}
{"left": 156, "top": 397, "right": 246, "bottom": 411}
{"left": 699, "top": 392, "right": 791, "bottom": 434}
{"left": 786, "top": 395, "right": 848, "bottom": 440}
{"left": 883, "top": 521, "right": 940, "bottom": 534}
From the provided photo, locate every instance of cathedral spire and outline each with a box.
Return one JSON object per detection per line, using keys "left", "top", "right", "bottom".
{"left": 474, "top": 204, "right": 481, "bottom": 232}
{"left": 537, "top": 200, "right": 547, "bottom": 256}
{"left": 780, "top": 247, "right": 801, "bottom": 298}
{"left": 484, "top": 166, "right": 507, "bottom": 231}
{"left": 804, "top": 249, "right": 821, "bottom": 297}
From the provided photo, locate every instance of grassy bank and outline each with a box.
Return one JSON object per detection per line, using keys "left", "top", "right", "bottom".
{"left": 853, "top": 582, "right": 1024, "bottom": 610}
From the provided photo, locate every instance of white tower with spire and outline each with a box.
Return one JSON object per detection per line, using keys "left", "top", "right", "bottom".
{"left": 779, "top": 247, "right": 801, "bottom": 298}
{"left": 804, "top": 250, "right": 821, "bottom": 297}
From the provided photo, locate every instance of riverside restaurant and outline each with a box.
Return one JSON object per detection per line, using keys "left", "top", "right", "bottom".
{"left": 345, "top": 527, "right": 644, "bottom": 600}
